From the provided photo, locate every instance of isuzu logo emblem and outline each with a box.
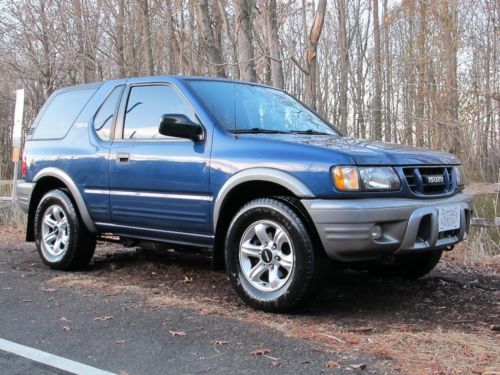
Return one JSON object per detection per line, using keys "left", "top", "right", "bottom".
{"left": 261, "top": 249, "right": 273, "bottom": 263}
{"left": 425, "top": 175, "right": 444, "bottom": 185}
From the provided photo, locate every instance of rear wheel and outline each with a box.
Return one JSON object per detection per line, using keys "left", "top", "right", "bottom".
{"left": 34, "top": 189, "right": 96, "bottom": 270}
{"left": 371, "top": 250, "right": 443, "bottom": 280}
{"left": 225, "top": 198, "right": 324, "bottom": 312}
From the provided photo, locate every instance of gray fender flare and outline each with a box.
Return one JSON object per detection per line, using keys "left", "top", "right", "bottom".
{"left": 34, "top": 167, "right": 98, "bottom": 233}
{"left": 212, "top": 168, "right": 314, "bottom": 231}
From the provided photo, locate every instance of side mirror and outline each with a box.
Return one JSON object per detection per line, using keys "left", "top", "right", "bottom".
{"left": 158, "top": 114, "right": 204, "bottom": 141}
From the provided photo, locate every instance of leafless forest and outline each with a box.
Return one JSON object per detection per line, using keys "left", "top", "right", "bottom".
{"left": 0, "top": 0, "right": 498, "bottom": 181}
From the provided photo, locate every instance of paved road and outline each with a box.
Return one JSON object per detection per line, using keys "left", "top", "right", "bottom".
{"left": 0, "top": 238, "right": 385, "bottom": 374}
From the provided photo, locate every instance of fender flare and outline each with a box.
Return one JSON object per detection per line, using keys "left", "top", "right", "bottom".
{"left": 34, "top": 167, "right": 98, "bottom": 233}
{"left": 212, "top": 168, "right": 314, "bottom": 231}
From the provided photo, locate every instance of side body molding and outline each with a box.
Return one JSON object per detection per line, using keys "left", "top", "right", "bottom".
{"left": 34, "top": 168, "right": 98, "bottom": 233}
{"left": 213, "top": 168, "right": 314, "bottom": 231}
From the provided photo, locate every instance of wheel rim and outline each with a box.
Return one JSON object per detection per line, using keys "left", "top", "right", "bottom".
{"left": 41, "top": 205, "right": 69, "bottom": 261}
{"left": 239, "top": 220, "right": 295, "bottom": 292}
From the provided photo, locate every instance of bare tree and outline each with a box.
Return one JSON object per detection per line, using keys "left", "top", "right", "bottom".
{"left": 196, "top": 0, "right": 226, "bottom": 77}
{"left": 140, "top": 0, "right": 154, "bottom": 75}
{"left": 233, "top": 0, "right": 257, "bottom": 82}
{"left": 371, "top": 0, "right": 383, "bottom": 140}
{"left": 265, "top": 0, "right": 284, "bottom": 88}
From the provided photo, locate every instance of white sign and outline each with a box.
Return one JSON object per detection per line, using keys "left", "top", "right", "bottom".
{"left": 12, "top": 89, "right": 24, "bottom": 148}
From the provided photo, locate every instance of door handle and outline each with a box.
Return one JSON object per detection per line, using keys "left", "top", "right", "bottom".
{"left": 116, "top": 152, "right": 130, "bottom": 163}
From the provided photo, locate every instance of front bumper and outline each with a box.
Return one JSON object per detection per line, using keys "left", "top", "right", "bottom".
{"left": 16, "top": 181, "right": 34, "bottom": 213}
{"left": 302, "top": 193, "right": 473, "bottom": 262}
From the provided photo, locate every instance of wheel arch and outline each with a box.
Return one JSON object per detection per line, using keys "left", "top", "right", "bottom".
{"left": 26, "top": 168, "right": 97, "bottom": 241}
{"left": 212, "top": 169, "right": 319, "bottom": 269}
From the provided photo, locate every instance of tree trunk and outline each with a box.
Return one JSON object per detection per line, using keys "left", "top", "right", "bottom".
{"left": 116, "top": 0, "right": 126, "bottom": 77}
{"left": 415, "top": 0, "right": 427, "bottom": 147}
{"left": 336, "top": 0, "right": 349, "bottom": 133}
{"left": 233, "top": 0, "right": 257, "bottom": 82}
{"left": 371, "top": 0, "right": 383, "bottom": 140}
{"left": 382, "top": 0, "right": 392, "bottom": 142}
{"left": 305, "top": 0, "right": 327, "bottom": 110}
{"left": 216, "top": 0, "right": 239, "bottom": 78}
{"left": 265, "top": 0, "right": 284, "bottom": 89}
{"left": 140, "top": 0, "right": 154, "bottom": 75}
{"left": 196, "top": 0, "right": 226, "bottom": 77}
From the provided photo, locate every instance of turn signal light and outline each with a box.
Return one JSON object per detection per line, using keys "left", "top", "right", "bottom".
{"left": 332, "top": 166, "right": 360, "bottom": 191}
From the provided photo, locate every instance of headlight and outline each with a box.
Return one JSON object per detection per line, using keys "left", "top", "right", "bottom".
{"left": 359, "top": 167, "right": 400, "bottom": 191}
{"left": 454, "top": 166, "right": 465, "bottom": 186}
{"left": 332, "top": 166, "right": 400, "bottom": 191}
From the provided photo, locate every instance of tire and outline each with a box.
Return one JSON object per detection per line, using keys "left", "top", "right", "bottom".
{"left": 34, "top": 189, "right": 96, "bottom": 270}
{"left": 371, "top": 250, "right": 443, "bottom": 280}
{"left": 225, "top": 198, "right": 324, "bottom": 312}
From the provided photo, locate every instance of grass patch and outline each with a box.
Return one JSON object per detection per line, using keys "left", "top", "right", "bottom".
{"left": 0, "top": 203, "right": 27, "bottom": 227}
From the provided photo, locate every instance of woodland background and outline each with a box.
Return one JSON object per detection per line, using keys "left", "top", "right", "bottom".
{"left": 0, "top": 0, "right": 498, "bottom": 181}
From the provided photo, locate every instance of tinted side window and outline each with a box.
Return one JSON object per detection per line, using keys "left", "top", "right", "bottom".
{"left": 33, "top": 89, "right": 96, "bottom": 139}
{"left": 123, "top": 85, "right": 197, "bottom": 139}
{"left": 93, "top": 86, "right": 124, "bottom": 140}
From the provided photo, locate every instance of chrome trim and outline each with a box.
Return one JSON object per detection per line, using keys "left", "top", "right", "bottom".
{"left": 94, "top": 222, "right": 214, "bottom": 238}
{"left": 85, "top": 188, "right": 213, "bottom": 201}
{"left": 213, "top": 168, "right": 314, "bottom": 231}
{"left": 34, "top": 168, "right": 97, "bottom": 233}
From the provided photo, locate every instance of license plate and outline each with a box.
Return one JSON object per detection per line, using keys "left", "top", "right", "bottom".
{"left": 438, "top": 206, "right": 461, "bottom": 232}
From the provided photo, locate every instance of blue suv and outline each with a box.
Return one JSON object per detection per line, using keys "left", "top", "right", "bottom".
{"left": 17, "top": 76, "right": 472, "bottom": 312}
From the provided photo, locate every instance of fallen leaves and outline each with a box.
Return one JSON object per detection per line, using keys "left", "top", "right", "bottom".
{"left": 40, "top": 287, "right": 56, "bottom": 293}
{"left": 115, "top": 339, "right": 127, "bottom": 344}
{"left": 169, "top": 330, "right": 186, "bottom": 337}
{"left": 210, "top": 339, "right": 228, "bottom": 345}
{"left": 94, "top": 316, "right": 114, "bottom": 321}
{"left": 183, "top": 276, "right": 193, "bottom": 284}
{"left": 351, "top": 363, "right": 367, "bottom": 371}
{"left": 250, "top": 348, "right": 271, "bottom": 356}
{"left": 489, "top": 324, "right": 499, "bottom": 332}
{"left": 62, "top": 325, "right": 71, "bottom": 332}
{"left": 325, "top": 360, "right": 339, "bottom": 368}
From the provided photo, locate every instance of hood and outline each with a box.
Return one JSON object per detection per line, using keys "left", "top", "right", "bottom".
{"left": 239, "top": 134, "right": 461, "bottom": 166}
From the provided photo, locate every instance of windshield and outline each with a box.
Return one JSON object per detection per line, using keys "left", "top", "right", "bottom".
{"left": 187, "top": 80, "right": 339, "bottom": 136}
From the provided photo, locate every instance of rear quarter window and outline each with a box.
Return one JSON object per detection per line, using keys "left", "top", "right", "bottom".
{"left": 32, "top": 88, "right": 96, "bottom": 139}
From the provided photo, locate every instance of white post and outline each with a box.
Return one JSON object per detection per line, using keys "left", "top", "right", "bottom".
{"left": 12, "top": 89, "right": 24, "bottom": 204}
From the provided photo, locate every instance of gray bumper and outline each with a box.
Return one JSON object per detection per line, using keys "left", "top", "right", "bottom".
{"left": 16, "top": 181, "right": 34, "bottom": 213}
{"left": 302, "top": 193, "right": 473, "bottom": 262}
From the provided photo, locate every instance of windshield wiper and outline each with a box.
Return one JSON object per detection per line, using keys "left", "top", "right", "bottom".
{"left": 287, "top": 129, "right": 334, "bottom": 136}
{"left": 231, "top": 128, "right": 288, "bottom": 134}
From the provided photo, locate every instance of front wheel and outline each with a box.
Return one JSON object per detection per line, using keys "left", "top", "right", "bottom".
{"left": 225, "top": 198, "right": 324, "bottom": 312}
{"left": 34, "top": 189, "right": 96, "bottom": 270}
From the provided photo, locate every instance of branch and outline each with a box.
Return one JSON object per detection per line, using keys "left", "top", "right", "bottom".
{"left": 291, "top": 56, "right": 309, "bottom": 75}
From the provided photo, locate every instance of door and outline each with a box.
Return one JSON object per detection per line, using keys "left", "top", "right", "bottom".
{"left": 108, "top": 83, "right": 212, "bottom": 246}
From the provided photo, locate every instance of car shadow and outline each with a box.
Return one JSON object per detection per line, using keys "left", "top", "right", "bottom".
{"left": 85, "top": 244, "right": 496, "bottom": 331}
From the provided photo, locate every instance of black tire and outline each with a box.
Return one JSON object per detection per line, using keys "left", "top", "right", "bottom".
{"left": 371, "top": 250, "right": 443, "bottom": 280}
{"left": 34, "top": 189, "right": 96, "bottom": 270}
{"left": 225, "top": 198, "right": 325, "bottom": 312}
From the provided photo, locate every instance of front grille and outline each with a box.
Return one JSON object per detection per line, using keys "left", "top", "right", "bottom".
{"left": 403, "top": 166, "right": 455, "bottom": 196}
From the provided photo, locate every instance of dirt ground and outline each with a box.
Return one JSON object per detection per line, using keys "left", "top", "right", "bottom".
{"left": 1, "top": 226, "right": 498, "bottom": 375}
